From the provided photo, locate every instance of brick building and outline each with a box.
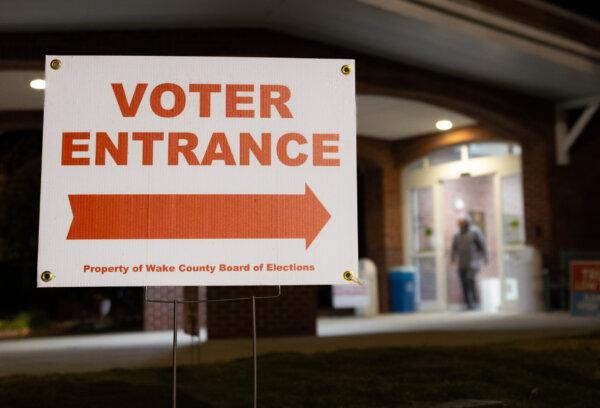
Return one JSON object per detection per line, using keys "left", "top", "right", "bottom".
{"left": 0, "top": 0, "right": 599, "bottom": 338}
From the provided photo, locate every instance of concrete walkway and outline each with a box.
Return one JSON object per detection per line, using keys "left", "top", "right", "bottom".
{"left": 1, "top": 312, "right": 598, "bottom": 377}
{"left": 317, "top": 310, "right": 600, "bottom": 336}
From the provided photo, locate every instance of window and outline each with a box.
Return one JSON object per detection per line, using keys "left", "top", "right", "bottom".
{"left": 406, "top": 159, "right": 424, "bottom": 171}
{"left": 468, "top": 142, "right": 510, "bottom": 158}
{"left": 410, "top": 187, "right": 434, "bottom": 252}
{"left": 413, "top": 257, "right": 437, "bottom": 301}
{"left": 511, "top": 144, "right": 522, "bottom": 156}
{"left": 501, "top": 174, "right": 525, "bottom": 244}
{"left": 428, "top": 145, "right": 461, "bottom": 166}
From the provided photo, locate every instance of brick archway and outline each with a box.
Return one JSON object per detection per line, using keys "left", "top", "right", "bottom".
{"left": 352, "top": 59, "right": 555, "bottom": 287}
{"left": 357, "top": 124, "right": 554, "bottom": 313}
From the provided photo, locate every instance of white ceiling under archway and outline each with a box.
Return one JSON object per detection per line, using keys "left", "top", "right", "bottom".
{"left": 357, "top": 95, "right": 475, "bottom": 140}
{"left": 0, "top": 71, "right": 45, "bottom": 111}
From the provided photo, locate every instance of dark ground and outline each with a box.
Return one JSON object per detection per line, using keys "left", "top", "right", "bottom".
{"left": 1, "top": 331, "right": 599, "bottom": 408}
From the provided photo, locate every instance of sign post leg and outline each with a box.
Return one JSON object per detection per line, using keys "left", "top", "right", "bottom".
{"left": 144, "top": 286, "right": 281, "bottom": 407}
{"left": 172, "top": 300, "right": 178, "bottom": 408}
{"left": 252, "top": 295, "right": 257, "bottom": 408}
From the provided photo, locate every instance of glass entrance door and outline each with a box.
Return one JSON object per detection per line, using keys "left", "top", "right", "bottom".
{"left": 441, "top": 174, "right": 497, "bottom": 310}
{"left": 408, "top": 187, "right": 438, "bottom": 309}
{"left": 403, "top": 141, "right": 524, "bottom": 312}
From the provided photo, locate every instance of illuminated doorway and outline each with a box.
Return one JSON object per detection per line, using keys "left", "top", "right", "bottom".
{"left": 403, "top": 141, "right": 525, "bottom": 311}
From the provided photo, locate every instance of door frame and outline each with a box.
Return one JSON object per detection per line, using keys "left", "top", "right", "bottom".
{"left": 402, "top": 144, "right": 524, "bottom": 311}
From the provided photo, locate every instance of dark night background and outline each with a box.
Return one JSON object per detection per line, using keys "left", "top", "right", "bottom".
{"left": 0, "top": 130, "right": 142, "bottom": 331}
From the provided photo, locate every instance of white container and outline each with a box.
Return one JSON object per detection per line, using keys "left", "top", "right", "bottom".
{"left": 357, "top": 258, "right": 379, "bottom": 316}
{"left": 502, "top": 246, "right": 544, "bottom": 313}
{"left": 332, "top": 258, "right": 379, "bottom": 316}
{"left": 480, "top": 277, "right": 502, "bottom": 313}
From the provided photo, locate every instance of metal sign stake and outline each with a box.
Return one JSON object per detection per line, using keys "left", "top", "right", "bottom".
{"left": 144, "top": 286, "right": 282, "bottom": 408}
{"left": 172, "top": 300, "right": 178, "bottom": 408}
{"left": 252, "top": 295, "right": 258, "bottom": 408}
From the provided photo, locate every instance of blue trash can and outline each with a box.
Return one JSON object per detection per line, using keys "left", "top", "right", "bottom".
{"left": 390, "top": 267, "right": 416, "bottom": 312}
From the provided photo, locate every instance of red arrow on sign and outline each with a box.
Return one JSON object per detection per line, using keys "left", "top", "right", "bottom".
{"left": 67, "top": 184, "right": 330, "bottom": 249}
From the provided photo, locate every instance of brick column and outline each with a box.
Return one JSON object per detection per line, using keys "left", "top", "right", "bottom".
{"left": 206, "top": 286, "right": 316, "bottom": 339}
{"left": 358, "top": 137, "right": 403, "bottom": 312}
{"left": 144, "top": 286, "right": 206, "bottom": 332}
{"left": 520, "top": 137, "right": 554, "bottom": 268}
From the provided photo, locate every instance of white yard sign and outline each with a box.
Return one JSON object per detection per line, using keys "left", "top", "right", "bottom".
{"left": 38, "top": 56, "right": 357, "bottom": 287}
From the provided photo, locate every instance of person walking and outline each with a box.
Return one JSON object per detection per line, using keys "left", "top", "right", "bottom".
{"left": 451, "top": 214, "right": 488, "bottom": 310}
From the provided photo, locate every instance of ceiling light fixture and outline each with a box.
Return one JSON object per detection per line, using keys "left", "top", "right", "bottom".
{"left": 30, "top": 79, "right": 46, "bottom": 90}
{"left": 435, "top": 119, "right": 453, "bottom": 131}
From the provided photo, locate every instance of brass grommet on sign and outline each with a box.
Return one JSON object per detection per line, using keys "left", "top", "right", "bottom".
{"left": 41, "top": 271, "right": 55, "bottom": 282}
{"left": 343, "top": 270, "right": 363, "bottom": 285}
{"left": 341, "top": 64, "right": 352, "bottom": 75}
{"left": 50, "top": 59, "right": 62, "bottom": 70}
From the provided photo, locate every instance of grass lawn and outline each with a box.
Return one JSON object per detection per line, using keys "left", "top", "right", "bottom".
{"left": 1, "top": 331, "right": 599, "bottom": 407}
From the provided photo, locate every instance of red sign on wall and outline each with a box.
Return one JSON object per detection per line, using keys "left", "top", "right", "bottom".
{"left": 571, "top": 261, "right": 600, "bottom": 292}
{"left": 571, "top": 260, "right": 600, "bottom": 317}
